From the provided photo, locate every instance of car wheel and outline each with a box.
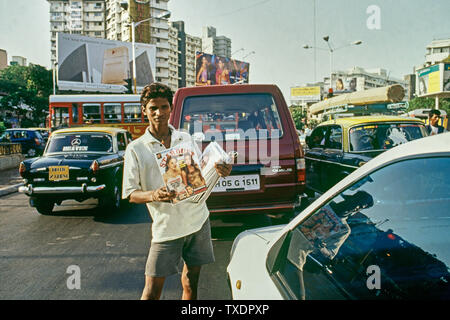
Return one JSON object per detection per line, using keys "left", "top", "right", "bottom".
{"left": 31, "top": 198, "right": 54, "bottom": 215}
{"left": 99, "top": 184, "right": 121, "bottom": 211}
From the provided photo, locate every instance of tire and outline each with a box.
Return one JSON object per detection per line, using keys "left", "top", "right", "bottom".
{"left": 99, "top": 184, "right": 121, "bottom": 211}
{"left": 30, "top": 198, "right": 54, "bottom": 215}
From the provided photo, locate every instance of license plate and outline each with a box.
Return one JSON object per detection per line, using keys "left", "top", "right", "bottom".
{"left": 212, "top": 175, "right": 260, "bottom": 192}
{"left": 49, "top": 166, "right": 69, "bottom": 181}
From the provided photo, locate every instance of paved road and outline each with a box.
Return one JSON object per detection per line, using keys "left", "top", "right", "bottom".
{"left": 0, "top": 192, "right": 274, "bottom": 300}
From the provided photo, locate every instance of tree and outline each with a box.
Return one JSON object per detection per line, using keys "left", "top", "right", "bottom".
{"left": 289, "top": 105, "right": 306, "bottom": 130}
{"left": 408, "top": 96, "right": 450, "bottom": 114}
{"left": 0, "top": 64, "right": 52, "bottom": 127}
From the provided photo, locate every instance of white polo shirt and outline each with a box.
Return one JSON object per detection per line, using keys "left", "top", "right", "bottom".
{"left": 122, "top": 125, "right": 209, "bottom": 243}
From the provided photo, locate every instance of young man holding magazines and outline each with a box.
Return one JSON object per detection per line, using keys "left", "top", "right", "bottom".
{"left": 122, "top": 83, "right": 232, "bottom": 300}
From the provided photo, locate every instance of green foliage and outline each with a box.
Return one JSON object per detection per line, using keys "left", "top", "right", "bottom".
{"left": 0, "top": 64, "right": 53, "bottom": 126}
{"left": 289, "top": 105, "right": 306, "bottom": 130}
{"left": 408, "top": 96, "right": 450, "bottom": 114}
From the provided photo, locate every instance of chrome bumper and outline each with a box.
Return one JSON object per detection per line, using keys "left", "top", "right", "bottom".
{"left": 18, "top": 184, "right": 106, "bottom": 195}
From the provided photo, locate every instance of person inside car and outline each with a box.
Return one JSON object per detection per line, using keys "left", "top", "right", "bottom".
{"left": 426, "top": 109, "right": 446, "bottom": 135}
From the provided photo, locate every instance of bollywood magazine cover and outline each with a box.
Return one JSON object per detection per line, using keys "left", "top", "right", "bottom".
{"left": 154, "top": 141, "right": 207, "bottom": 204}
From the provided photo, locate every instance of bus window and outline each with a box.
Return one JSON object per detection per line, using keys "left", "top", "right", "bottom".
{"left": 104, "top": 103, "right": 122, "bottom": 123}
{"left": 124, "top": 103, "right": 141, "bottom": 123}
{"left": 52, "top": 107, "right": 69, "bottom": 128}
{"left": 83, "top": 104, "right": 101, "bottom": 124}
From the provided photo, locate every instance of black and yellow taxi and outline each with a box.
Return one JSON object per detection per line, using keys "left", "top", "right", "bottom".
{"left": 305, "top": 115, "right": 428, "bottom": 195}
{"left": 18, "top": 127, "right": 133, "bottom": 215}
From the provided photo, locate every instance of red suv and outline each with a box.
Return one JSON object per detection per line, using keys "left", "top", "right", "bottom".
{"left": 171, "top": 84, "right": 305, "bottom": 220}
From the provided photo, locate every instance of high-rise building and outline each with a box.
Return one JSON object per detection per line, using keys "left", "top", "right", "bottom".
{"left": 0, "top": 49, "right": 7, "bottom": 70}
{"left": 172, "top": 21, "right": 202, "bottom": 89}
{"left": 202, "top": 26, "right": 231, "bottom": 58}
{"left": 105, "top": 0, "right": 170, "bottom": 85}
{"left": 185, "top": 33, "right": 202, "bottom": 87}
{"left": 168, "top": 24, "right": 179, "bottom": 91}
{"left": 48, "top": 0, "right": 106, "bottom": 66}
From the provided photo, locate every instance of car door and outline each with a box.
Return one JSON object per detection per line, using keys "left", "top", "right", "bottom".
{"left": 267, "top": 155, "right": 450, "bottom": 300}
{"left": 305, "top": 126, "right": 329, "bottom": 194}
{"left": 320, "top": 125, "right": 347, "bottom": 192}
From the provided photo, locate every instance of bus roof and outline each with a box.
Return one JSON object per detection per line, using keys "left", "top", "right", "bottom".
{"left": 49, "top": 94, "right": 141, "bottom": 104}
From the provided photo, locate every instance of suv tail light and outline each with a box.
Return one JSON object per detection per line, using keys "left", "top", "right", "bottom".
{"left": 19, "top": 162, "right": 26, "bottom": 177}
{"left": 295, "top": 158, "right": 305, "bottom": 182}
{"left": 90, "top": 160, "right": 99, "bottom": 174}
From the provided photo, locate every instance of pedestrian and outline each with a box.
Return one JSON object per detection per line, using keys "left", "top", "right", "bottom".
{"left": 122, "top": 82, "right": 232, "bottom": 300}
{"left": 425, "top": 109, "right": 446, "bottom": 135}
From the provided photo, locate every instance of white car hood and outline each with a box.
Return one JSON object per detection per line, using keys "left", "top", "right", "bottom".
{"left": 243, "top": 224, "right": 286, "bottom": 243}
{"left": 227, "top": 224, "right": 286, "bottom": 300}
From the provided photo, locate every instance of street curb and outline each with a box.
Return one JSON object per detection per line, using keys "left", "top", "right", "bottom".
{"left": 0, "top": 183, "right": 23, "bottom": 197}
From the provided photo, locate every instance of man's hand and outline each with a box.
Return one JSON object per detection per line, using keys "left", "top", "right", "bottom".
{"left": 151, "top": 186, "right": 177, "bottom": 203}
{"left": 214, "top": 162, "right": 232, "bottom": 177}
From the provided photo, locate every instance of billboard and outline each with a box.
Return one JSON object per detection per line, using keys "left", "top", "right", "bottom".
{"left": 57, "top": 33, "right": 156, "bottom": 93}
{"left": 416, "top": 63, "right": 450, "bottom": 97}
{"left": 195, "top": 52, "right": 250, "bottom": 86}
{"left": 330, "top": 76, "right": 358, "bottom": 93}
{"left": 290, "top": 86, "right": 321, "bottom": 102}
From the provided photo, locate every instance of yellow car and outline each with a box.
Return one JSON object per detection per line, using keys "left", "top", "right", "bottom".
{"left": 305, "top": 115, "right": 428, "bottom": 195}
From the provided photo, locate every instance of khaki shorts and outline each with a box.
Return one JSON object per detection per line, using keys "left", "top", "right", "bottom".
{"left": 145, "top": 219, "right": 215, "bottom": 278}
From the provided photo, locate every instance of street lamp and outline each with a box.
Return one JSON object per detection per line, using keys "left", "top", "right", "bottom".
{"left": 242, "top": 51, "right": 255, "bottom": 60}
{"left": 122, "top": 7, "right": 171, "bottom": 93}
{"left": 322, "top": 36, "right": 362, "bottom": 89}
{"left": 232, "top": 48, "right": 244, "bottom": 57}
{"left": 303, "top": 37, "right": 362, "bottom": 89}
{"left": 52, "top": 62, "right": 58, "bottom": 95}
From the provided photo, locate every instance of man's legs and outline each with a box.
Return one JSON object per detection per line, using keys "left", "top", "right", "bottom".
{"left": 181, "top": 264, "right": 201, "bottom": 300}
{"left": 141, "top": 276, "right": 165, "bottom": 300}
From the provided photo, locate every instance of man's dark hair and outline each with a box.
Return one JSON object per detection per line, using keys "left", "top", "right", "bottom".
{"left": 428, "top": 109, "right": 441, "bottom": 118}
{"left": 140, "top": 82, "right": 174, "bottom": 108}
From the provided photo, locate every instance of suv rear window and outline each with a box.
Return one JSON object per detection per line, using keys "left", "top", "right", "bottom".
{"left": 46, "top": 133, "right": 113, "bottom": 153}
{"left": 349, "top": 123, "right": 426, "bottom": 152}
{"left": 180, "top": 93, "right": 283, "bottom": 141}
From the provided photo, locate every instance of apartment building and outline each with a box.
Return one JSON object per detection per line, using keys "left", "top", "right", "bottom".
{"left": 172, "top": 21, "right": 202, "bottom": 89}
{"left": 185, "top": 33, "right": 202, "bottom": 87}
{"left": 424, "top": 38, "right": 450, "bottom": 67}
{"left": 202, "top": 26, "right": 231, "bottom": 58}
{"left": 104, "top": 0, "right": 170, "bottom": 85}
{"left": 0, "top": 49, "right": 7, "bottom": 70}
{"left": 168, "top": 24, "right": 179, "bottom": 91}
{"left": 48, "top": 0, "right": 106, "bottom": 66}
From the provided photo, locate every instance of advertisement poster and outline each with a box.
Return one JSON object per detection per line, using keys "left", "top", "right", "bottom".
{"left": 154, "top": 142, "right": 207, "bottom": 204}
{"left": 195, "top": 52, "right": 250, "bottom": 86}
{"left": 444, "top": 64, "right": 450, "bottom": 92}
{"left": 416, "top": 64, "right": 441, "bottom": 96}
{"left": 290, "top": 86, "right": 321, "bottom": 102}
{"left": 57, "top": 33, "right": 156, "bottom": 93}
{"left": 332, "top": 76, "right": 358, "bottom": 93}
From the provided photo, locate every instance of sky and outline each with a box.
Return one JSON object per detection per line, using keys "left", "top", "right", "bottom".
{"left": 1, "top": 0, "right": 450, "bottom": 101}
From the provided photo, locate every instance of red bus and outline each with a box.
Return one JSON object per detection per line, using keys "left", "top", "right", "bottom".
{"left": 49, "top": 94, "right": 147, "bottom": 138}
